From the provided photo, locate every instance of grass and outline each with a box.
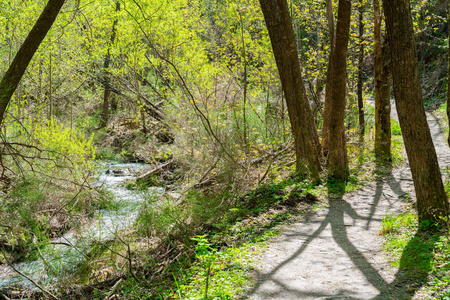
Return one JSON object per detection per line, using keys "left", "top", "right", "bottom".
{"left": 160, "top": 127, "right": 401, "bottom": 300}
{"left": 391, "top": 119, "right": 402, "bottom": 136}
{"left": 380, "top": 211, "right": 450, "bottom": 298}
{"left": 105, "top": 129, "right": 385, "bottom": 299}
{"left": 6, "top": 114, "right": 400, "bottom": 298}
{"left": 170, "top": 238, "right": 259, "bottom": 299}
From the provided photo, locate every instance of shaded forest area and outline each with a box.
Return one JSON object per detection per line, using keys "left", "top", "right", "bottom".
{"left": 0, "top": 0, "right": 450, "bottom": 299}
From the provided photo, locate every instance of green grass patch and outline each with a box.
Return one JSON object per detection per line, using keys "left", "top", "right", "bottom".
{"left": 381, "top": 211, "right": 450, "bottom": 298}
{"left": 391, "top": 119, "right": 402, "bottom": 136}
{"left": 171, "top": 236, "right": 257, "bottom": 300}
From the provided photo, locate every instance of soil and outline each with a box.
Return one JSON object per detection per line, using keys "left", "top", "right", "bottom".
{"left": 246, "top": 103, "right": 449, "bottom": 299}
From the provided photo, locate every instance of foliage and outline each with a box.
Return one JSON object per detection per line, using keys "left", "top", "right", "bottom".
{"left": 0, "top": 111, "right": 101, "bottom": 259}
{"left": 0, "top": 0, "right": 447, "bottom": 297}
{"left": 173, "top": 239, "right": 254, "bottom": 300}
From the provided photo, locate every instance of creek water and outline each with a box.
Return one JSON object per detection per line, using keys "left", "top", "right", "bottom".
{"left": 0, "top": 162, "right": 161, "bottom": 290}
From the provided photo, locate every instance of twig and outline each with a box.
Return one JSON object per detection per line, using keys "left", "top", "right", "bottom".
{"left": 197, "top": 158, "right": 219, "bottom": 184}
{"left": 0, "top": 292, "right": 11, "bottom": 300}
{"left": 49, "top": 177, "right": 87, "bottom": 223}
{"left": 33, "top": 234, "right": 57, "bottom": 277}
{"left": 248, "top": 145, "right": 290, "bottom": 165}
{"left": 111, "top": 234, "right": 138, "bottom": 281}
{"left": 194, "top": 178, "right": 214, "bottom": 188}
{"left": 50, "top": 241, "right": 73, "bottom": 247}
{"left": 258, "top": 159, "right": 273, "bottom": 185}
{"left": 103, "top": 278, "right": 122, "bottom": 300}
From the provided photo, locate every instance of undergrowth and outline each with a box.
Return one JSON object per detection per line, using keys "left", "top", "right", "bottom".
{"left": 4, "top": 111, "right": 403, "bottom": 299}
{"left": 96, "top": 128, "right": 388, "bottom": 299}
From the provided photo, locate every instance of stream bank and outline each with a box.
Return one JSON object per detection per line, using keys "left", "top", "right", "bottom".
{"left": 0, "top": 162, "right": 174, "bottom": 293}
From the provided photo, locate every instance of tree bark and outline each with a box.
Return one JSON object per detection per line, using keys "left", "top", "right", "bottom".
{"left": 327, "top": 0, "right": 351, "bottom": 181}
{"left": 259, "top": 0, "right": 321, "bottom": 181}
{"left": 321, "top": 0, "right": 335, "bottom": 156}
{"left": 0, "top": 0, "right": 66, "bottom": 126}
{"left": 379, "top": 38, "right": 392, "bottom": 157}
{"left": 448, "top": 0, "right": 450, "bottom": 147}
{"left": 374, "top": 0, "right": 391, "bottom": 160}
{"left": 357, "top": 0, "right": 365, "bottom": 139}
{"left": 382, "top": 0, "right": 449, "bottom": 223}
{"left": 100, "top": 1, "right": 120, "bottom": 128}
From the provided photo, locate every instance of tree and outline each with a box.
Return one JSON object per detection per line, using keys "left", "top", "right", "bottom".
{"left": 448, "top": 0, "right": 450, "bottom": 147}
{"left": 357, "top": 0, "right": 365, "bottom": 139}
{"left": 382, "top": 0, "right": 449, "bottom": 223}
{"left": 321, "top": 0, "right": 335, "bottom": 156}
{"left": 374, "top": 0, "right": 391, "bottom": 160}
{"left": 259, "top": 0, "right": 321, "bottom": 181}
{"left": 0, "top": 0, "right": 66, "bottom": 126}
{"left": 327, "top": 0, "right": 351, "bottom": 181}
{"left": 100, "top": 1, "right": 120, "bottom": 128}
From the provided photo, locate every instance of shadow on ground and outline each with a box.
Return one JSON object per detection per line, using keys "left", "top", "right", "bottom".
{"left": 245, "top": 163, "right": 438, "bottom": 299}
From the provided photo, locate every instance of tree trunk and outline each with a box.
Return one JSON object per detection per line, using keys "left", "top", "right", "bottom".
{"left": 448, "top": 0, "right": 450, "bottom": 147}
{"left": 259, "top": 0, "right": 321, "bottom": 181}
{"left": 0, "top": 0, "right": 66, "bottom": 126}
{"left": 357, "top": 0, "right": 365, "bottom": 139}
{"left": 374, "top": 0, "right": 391, "bottom": 160}
{"left": 379, "top": 38, "right": 392, "bottom": 157}
{"left": 100, "top": 1, "right": 120, "bottom": 128}
{"left": 321, "top": 0, "right": 335, "bottom": 156}
{"left": 327, "top": 0, "right": 351, "bottom": 181}
{"left": 382, "top": 0, "right": 449, "bottom": 223}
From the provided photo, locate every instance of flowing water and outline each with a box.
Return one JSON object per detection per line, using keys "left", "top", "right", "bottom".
{"left": 0, "top": 162, "right": 165, "bottom": 290}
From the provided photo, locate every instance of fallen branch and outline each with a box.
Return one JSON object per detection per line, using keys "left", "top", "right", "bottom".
{"left": 194, "top": 178, "right": 215, "bottom": 189}
{"left": 194, "top": 157, "right": 220, "bottom": 188}
{"left": 249, "top": 146, "right": 289, "bottom": 165}
{"left": 136, "top": 159, "right": 175, "bottom": 183}
{"left": 258, "top": 158, "right": 274, "bottom": 185}
{"left": 103, "top": 278, "right": 122, "bottom": 300}
{"left": 50, "top": 241, "right": 73, "bottom": 247}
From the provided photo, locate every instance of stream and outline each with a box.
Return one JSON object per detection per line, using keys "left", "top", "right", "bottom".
{"left": 0, "top": 162, "right": 166, "bottom": 290}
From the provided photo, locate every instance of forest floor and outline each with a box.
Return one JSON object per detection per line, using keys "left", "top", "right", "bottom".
{"left": 245, "top": 104, "right": 450, "bottom": 300}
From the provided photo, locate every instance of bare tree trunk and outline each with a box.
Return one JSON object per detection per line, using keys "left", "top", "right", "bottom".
{"left": 306, "top": 90, "right": 322, "bottom": 162}
{"left": 374, "top": 0, "right": 391, "bottom": 160}
{"left": 382, "top": 0, "right": 449, "bottom": 223}
{"left": 357, "top": 0, "right": 365, "bottom": 139}
{"left": 0, "top": 0, "right": 66, "bottom": 126}
{"left": 100, "top": 1, "right": 120, "bottom": 128}
{"left": 321, "top": 0, "right": 335, "bottom": 156}
{"left": 48, "top": 46, "right": 53, "bottom": 120}
{"left": 259, "top": 0, "right": 321, "bottom": 181}
{"left": 238, "top": 10, "right": 248, "bottom": 147}
{"left": 327, "top": 0, "right": 351, "bottom": 181}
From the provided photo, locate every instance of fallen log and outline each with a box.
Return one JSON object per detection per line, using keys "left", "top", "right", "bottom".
{"left": 136, "top": 159, "right": 175, "bottom": 183}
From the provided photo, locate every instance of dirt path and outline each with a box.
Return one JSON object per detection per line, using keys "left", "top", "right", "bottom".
{"left": 246, "top": 105, "right": 449, "bottom": 299}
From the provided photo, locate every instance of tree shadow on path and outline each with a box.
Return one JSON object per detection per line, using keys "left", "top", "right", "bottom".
{"left": 366, "top": 161, "right": 413, "bottom": 231}
{"left": 373, "top": 228, "right": 442, "bottom": 299}
{"left": 247, "top": 166, "right": 437, "bottom": 299}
